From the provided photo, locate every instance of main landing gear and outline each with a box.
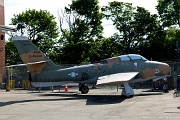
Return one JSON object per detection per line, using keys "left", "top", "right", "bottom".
{"left": 79, "top": 84, "right": 89, "bottom": 94}
{"left": 79, "top": 82, "right": 134, "bottom": 97}
{"left": 121, "top": 82, "right": 134, "bottom": 97}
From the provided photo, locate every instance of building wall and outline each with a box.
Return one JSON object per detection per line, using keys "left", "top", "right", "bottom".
{"left": 0, "top": 0, "right": 5, "bottom": 83}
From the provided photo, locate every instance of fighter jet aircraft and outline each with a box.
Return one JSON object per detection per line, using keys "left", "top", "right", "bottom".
{"left": 11, "top": 36, "right": 170, "bottom": 97}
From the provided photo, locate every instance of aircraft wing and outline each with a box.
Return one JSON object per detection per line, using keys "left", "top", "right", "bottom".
{"left": 96, "top": 72, "right": 139, "bottom": 85}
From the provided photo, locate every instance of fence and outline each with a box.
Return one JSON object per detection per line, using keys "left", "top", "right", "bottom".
{"left": 7, "top": 66, "right": 30, "bottom": 89}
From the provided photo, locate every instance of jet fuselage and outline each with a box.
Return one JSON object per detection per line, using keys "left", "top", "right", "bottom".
{"left": 32, "top": 55, "right": 170, "bottom": 85}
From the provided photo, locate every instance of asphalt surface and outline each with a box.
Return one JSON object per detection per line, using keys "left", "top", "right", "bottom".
{"left": 0, "top": 88, "right": 180, "bottom": 120}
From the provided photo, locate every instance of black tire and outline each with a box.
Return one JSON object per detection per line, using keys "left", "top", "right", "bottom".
{"left": 79, "top": 85, "right": 83, "bottom": 91}
{"left": 81, "top": 86, "right": 89, "bottom": 94}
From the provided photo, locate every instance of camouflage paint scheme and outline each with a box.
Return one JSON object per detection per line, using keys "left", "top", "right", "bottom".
{"left": 12, "top": 36, "right": 170, "bottom": 91}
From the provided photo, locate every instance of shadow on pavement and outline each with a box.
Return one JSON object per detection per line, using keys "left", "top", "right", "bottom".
{"left": 141, "top": 89, "right": 164, "bottom": 92}
{"left": 0, "top": 90, "right": 163, "bottom": 107}
{"left": 39, "top": 93, "right": 126, "bottom": 105}
{"left": 134, "top": 93, "right": 163, "bottom": 96}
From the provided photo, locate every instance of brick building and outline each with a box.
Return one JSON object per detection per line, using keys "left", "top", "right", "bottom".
{"left": 0, "top": 0, "right": 5, "bottom": 84}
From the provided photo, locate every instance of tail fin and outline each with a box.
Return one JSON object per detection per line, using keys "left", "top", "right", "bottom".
{"left": 12, "top": 36, "right": 59, "bottom": 73}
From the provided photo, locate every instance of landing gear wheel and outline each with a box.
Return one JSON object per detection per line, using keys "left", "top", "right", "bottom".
{"left": 79, "top": 84, "right": 89, "bottom": 94}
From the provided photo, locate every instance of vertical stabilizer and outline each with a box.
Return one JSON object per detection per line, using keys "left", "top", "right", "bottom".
{"left": 12, "top": 36, "right": 59, "bottom": 73}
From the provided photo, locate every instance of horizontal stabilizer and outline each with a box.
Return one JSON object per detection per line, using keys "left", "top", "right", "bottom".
{"left": 4, "top": 61, "right": 48, "bottom": 68}
{"left": 97, "top": 72, "right": 139, "bottom": 85}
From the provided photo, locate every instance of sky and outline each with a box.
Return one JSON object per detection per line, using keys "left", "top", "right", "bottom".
{"left": 4, "top": 0, "right": 158, "bottom": 38}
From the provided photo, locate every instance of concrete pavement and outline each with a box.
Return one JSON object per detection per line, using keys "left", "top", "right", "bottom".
{"left": 0, "top": 88, "right": 180, "bottom": 120}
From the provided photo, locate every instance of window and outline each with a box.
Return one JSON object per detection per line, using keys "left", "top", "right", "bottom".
{"left": 128, "top": 54, "right": 147, "bottom": 60}
{"left": 119, "top": 55, "right": 130, "bottom": 61}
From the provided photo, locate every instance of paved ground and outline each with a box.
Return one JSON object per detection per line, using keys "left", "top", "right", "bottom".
{"left": 0, "top": 88, "right": 180, "bottom": 120}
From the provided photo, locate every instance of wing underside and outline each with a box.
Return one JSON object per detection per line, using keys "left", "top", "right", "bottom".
{"left": 96, "top": 72, "right": 139, "bottom": 85}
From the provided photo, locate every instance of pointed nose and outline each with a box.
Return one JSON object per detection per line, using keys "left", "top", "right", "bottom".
{"left": 158, "top": 63, "right": 170, "bottom": 75}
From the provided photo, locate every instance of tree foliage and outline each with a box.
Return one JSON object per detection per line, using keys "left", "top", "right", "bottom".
{"left": 67, "top": 0, "right": 103, "bottom": 38}
{"left": 58, "top": 0, "right": 103, "bottom": 64}
{"left": 6, "top": 9, "right": 59, "bottom": 65}
{"left": 156, "top": 0, "right": 180, "bottom": 27}
{"left": 6, "top": 0, "right": 180, "bottom": 66}
{"left": 101, "top": 1, "right": 162, "bottom": 58}
{"left": 5, "top": 40, "right": 21, "bottom": 65}
{"left": 164, "top": 27, "right": 180, "bottom": 60}
{"left": 11, "top": 9, "right": 59, "bottom": 54}
{"left": 156, "top": 0, "right": 180, "bottom": 60}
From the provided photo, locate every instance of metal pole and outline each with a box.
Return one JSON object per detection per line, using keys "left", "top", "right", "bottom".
{"left": 10, "top": 67, "right": 12, "bottom": 80}
{"left": 176, "top": 41, "right": 179, "bottom": 62}
{"left": 176, "top": 41, "right": 180, "bottom": 76}
{"left": 6, "top": 68, "right": 10, "bottom": 91}
{"left": 117, "top": 84, "right": 119, "bottom": 92}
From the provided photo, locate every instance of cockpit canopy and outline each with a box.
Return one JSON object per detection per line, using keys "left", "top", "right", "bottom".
{"left": 120, "top": 54, "right": 147, "bottom": 61}
{"left": 94, "top": 54, "right": 147, "bottom": 64}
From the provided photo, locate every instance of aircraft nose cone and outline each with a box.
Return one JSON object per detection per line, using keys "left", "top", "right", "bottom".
{"left": 158, "top": 63, "right": 170, "bottom": 75}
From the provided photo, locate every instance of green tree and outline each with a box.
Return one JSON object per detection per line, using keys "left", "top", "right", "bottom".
{"left": 66, "top": 0, "right": 103, "bottom": 39}
{"left": 5, "top": 40, "right": 21, "bottom": 65}
{"left": 102, "top": 2, "right": 135, "bottom": 54}
{"left": 87, "top": 37, "right": 123, "bottom": 62}
{"left": 164, "top": 27, "right": 180, "bottom": 60}
{"left": 138, "top": 27, "right": 167, "bottom": 61}
{"left": 156, "top": 0, "right": 180, "bottom": 27}
{"left": 58, "top": 0, "right": 103, "bottom": 64}
{"left": 102, "top": 2, "right": 161, "bottom": 55}
{"left": 11, "top": 9, "right": 59, "bottom": 57}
